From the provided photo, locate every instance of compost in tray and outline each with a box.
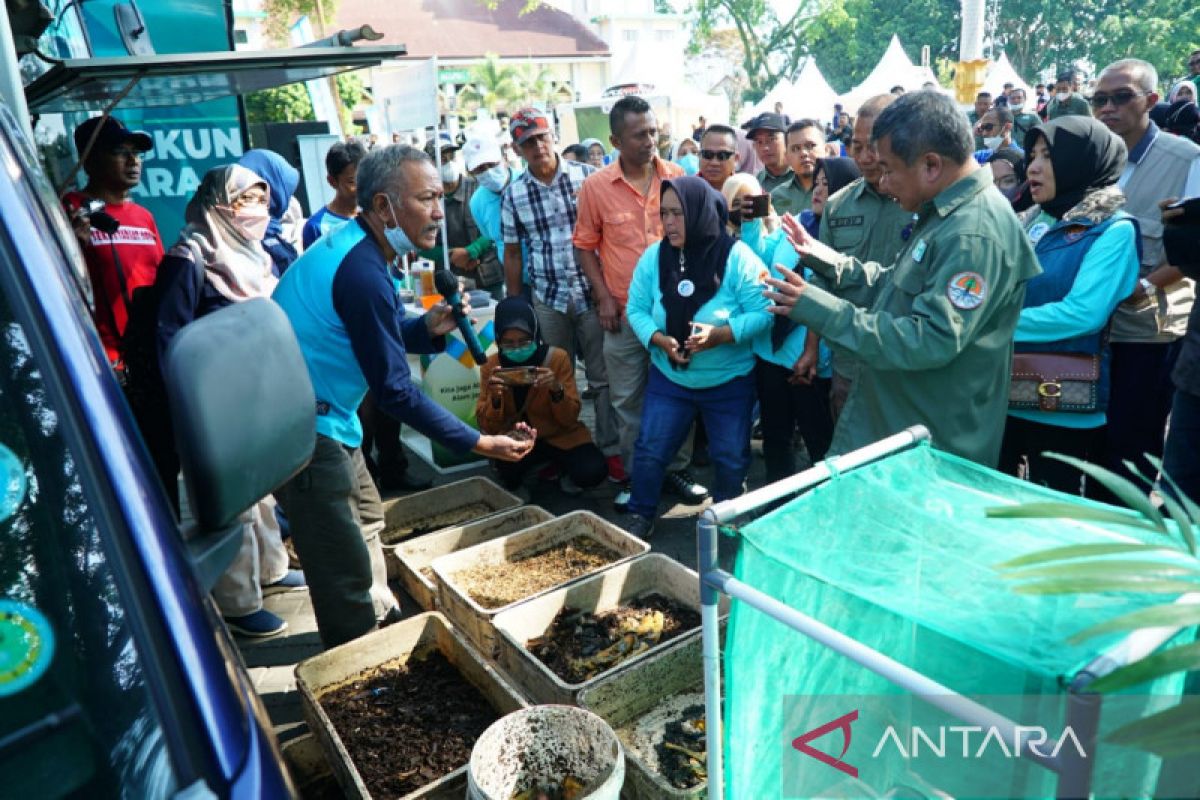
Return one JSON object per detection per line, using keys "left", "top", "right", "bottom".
{"left": 620, "top": 692, "right": 708, "bottom": 791}
{"left": 528, "top": 594, "right": 701, "bottom": 683}
{"left": 320, "top": 650, "right": 498, "bottom": 797}
{"left": 450, "top": 535, "right": 621, "bottom": 609}
{"left": 383, "top": 502, "right": 496, "bottom": 543}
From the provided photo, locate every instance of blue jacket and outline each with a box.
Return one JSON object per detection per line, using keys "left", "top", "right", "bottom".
{"left": 739, "top": 224, "right": 832, "bottom": 377}
{"left": 626, "top": 239, "right": 772, "bottom": 389}
{"left": 1011, "top": 207, "right": 1139, "bottom": 428}
{"left": 471, "top": 168, "right": 531, "bottom": 285}
{"left": 272, "top": 218, "right": 480, "bottom": 451}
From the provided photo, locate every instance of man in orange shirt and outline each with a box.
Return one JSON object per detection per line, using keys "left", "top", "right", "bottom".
{"left": 574, "top": 96, "right": 709, "bottom": 509}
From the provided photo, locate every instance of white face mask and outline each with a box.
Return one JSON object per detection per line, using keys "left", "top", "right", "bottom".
{"left": 1010, "top": 101, "right": 1025, "bottom": 111}
{"left": 477, "top": 165, "right": 509, "bottom": 194}
{"left": 1056, "top": 91, "right": 1070, "bottom": 102}
{"left": 983, "top": 135, "right": 1005, "bottom": 150}
{"left": 440, "top": 161, "right": 460, "bottom": 184}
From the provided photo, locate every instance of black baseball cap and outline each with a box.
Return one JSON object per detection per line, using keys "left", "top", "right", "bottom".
{"left": 741, "top": 112, "right": 788, "bottom": 136}
{"left": 73, "top": 116, "right": 152, "bottom": 157}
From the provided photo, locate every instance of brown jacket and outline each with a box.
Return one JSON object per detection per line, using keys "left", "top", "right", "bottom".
{"left": 475, "top": 347, "right": 593, "bottom": 450}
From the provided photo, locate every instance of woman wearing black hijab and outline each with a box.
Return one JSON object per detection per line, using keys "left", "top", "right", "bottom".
{"left": 799, "top": 157, "right": 861, "bottom": 238}
{"left": 998, "top": 116, "right": 1140, "bottom": 494}
{"left": 623, "top": 176, "right": 773, "bottom": 537}
{"left": 476, "top": 297, "right": 606, "bottom": 493}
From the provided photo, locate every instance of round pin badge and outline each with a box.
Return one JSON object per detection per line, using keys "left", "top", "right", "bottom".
{"left": 0, "top": 444, "right": 26, "bottom": 524}
{"left": 1028, "top": 222, "right": 1050, "bottom": 245}
{"left": 0, "top": 600, "right": 55, "bottom": 697}
{"left": 677, "top": 279, "right": 696, "bottom": 297}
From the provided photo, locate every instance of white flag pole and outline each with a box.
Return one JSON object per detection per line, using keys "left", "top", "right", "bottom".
{"left": 431, "top": 55, "right": 453, "bottom": 278}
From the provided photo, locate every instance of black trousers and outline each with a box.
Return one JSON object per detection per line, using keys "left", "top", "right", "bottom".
{"left": 754, "top": 359, "right": 834, "bottom": 483}
{"left": 357, "top": 391, "right": 408, "bottom": 478}
{"left": 999, "top": 415, "right": 1106, "bottom": 497}
{"left": 494, "top": 439, "right": 607, "bottom": 490}
{"left": 1104, "top": 340, "right": 1181, "bottom": 491}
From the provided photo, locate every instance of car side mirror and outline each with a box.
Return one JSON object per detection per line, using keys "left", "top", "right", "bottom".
{"left": 164, "top": 298, "right": 314, "bottom": 588}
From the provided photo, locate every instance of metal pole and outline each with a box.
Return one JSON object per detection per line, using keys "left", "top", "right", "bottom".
{"left": 706, "top": 568, "right": 1062, "bottom": 771}
{"left": 698, "top": 511, "right": 724, "bottom": 800}
{"left": 1056, "top": 674, "right": 1101, "bottom": 799}
{"left": 708, "top": 425, "right": 930, "bottom": 523}
{"left": 431, "top": 56, "right": 452, "bottom": 277}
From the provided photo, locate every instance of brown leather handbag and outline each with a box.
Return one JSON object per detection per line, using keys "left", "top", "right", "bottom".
{"left": 1009, "top": 352, "right": 1101, "bottom": 413}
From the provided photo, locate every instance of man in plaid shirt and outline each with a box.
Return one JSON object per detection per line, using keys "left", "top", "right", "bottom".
{"left": 501, "top": 108, "right": 618, "bottom": 472}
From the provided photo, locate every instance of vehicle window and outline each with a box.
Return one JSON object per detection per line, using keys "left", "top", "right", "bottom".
{"left": 0, "top": 277, "right": 177, "bottom": 798}
{"left": 0, "top": 103, "right": 93, "bottom": 312}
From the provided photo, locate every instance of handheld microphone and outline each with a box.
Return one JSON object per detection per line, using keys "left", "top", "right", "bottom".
{"left": 433, "top": 269, "right": 488, "bottom": 366}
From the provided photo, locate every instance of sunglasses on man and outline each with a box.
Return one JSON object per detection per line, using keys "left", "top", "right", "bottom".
{"left": 1089, "top": 90, "right": 1147, "bottom": 109}
{"left": 700, "top": 150, "right": 737, "bottom": 162}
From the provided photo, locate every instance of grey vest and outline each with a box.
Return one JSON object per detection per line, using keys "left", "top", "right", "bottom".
{"left": 1110, "top": 131, "right": 1200, "bottom": 343}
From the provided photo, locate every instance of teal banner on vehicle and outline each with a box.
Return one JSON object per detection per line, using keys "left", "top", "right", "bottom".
{"left": 77, "top": 1, "right": 244, "bottom": 240}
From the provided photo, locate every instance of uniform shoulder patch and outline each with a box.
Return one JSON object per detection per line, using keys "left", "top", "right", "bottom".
{"left": 946, "top": 271, "right": 987, "bottom": 310}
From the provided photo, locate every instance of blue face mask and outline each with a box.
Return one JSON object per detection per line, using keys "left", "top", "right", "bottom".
{"left": 478, "top": 165, "right": 509, "bottom": 194}
{"left": 382, "top": 195, "right": 417, "bottom": 256}
{"left": 501, "top": 342, "right": 538, "bottom": 363}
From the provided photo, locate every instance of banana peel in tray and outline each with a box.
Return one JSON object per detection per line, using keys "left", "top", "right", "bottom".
{"left": 659, "top": 710, "right": 709, "bottom": 789}
{"left": 549, "top": 609, "right": 665, "bottom": 682}
{"left": 510, "top": 775, "right": 586, "bottom": 800}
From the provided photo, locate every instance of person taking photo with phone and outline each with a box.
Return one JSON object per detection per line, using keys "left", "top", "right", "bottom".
{"left": 477, "top": 297, "right": 606, "bottom": 495}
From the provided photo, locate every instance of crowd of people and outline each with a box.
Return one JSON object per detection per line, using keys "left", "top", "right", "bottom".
{"left": 62, "top": 49, "right": 1200, "bottom": 649}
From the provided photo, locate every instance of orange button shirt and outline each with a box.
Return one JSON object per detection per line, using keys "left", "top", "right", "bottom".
{"left": 572, "top": 156, "right": 684, "bottom": 307}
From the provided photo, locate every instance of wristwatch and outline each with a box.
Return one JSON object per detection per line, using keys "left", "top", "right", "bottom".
{"left": 1139, "top": 277, "right": 1156, "bottom": 297}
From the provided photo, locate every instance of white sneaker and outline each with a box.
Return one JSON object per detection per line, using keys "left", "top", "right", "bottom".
{"left": 613, "top": 483, "right": 631, "bottom": 513}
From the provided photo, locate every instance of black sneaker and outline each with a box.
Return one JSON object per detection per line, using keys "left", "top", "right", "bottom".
{"left": 664, "top": 470, "right": 709, "bottom": 503}
{"left": 624, "top": 514, "right": 655, "bottom": 539}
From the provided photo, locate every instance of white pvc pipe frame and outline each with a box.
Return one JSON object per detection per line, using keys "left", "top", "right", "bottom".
{"left": 697, "top": 425, "right": 1198, "bottom": 800}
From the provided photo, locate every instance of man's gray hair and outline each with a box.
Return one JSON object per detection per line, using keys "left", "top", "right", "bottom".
{"left": 356, "top": 144, "right": 430, "bottom": 207}
{"left": 856, "top": 93, "right": 898, "bottom": 123}
{"left": 1100, "top": 58, "right": 1158, "bottom": 94}
{"left": 871, "top": 90, "right": 972, "bottom": 166}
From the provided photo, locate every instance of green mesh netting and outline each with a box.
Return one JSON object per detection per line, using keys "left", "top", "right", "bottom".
{"left": 724, "top": 442, "right": 1193, "bottom": 799}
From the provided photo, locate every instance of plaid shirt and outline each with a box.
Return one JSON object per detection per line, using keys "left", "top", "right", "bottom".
{"left": 501, "top": 157, "right": 595, "bottom": 312}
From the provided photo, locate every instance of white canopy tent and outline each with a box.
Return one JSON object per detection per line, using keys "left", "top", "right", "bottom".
{"left": 749, "top": 57, "right": 840, "bottom": 123}
{"left": 838, "top": 35, "right": 935, "bottom": 113}
{"left": 981, "top": 52, "right": 1033, "bottom": 101}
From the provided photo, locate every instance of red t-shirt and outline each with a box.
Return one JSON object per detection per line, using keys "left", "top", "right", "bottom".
{"left": 63, "top": 192, "right": 165, "bottom": 364}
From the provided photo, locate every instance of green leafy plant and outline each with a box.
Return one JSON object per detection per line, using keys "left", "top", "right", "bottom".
{"left": 987, "top": 453, "right": 1200, "bottom": 756}
{"left": 459, "top": 54, "right": 523, "bottom": 116}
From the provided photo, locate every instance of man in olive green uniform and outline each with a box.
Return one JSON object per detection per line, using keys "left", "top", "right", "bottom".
{"left": 817, "top": 94, "right": 914, "bottom": 419}
{"left": 1008, "top": 87, "right": 1041, "bottom": 144}
{"left": 770, "top": 120, "right": 824, "bottom": 216}
{"left": 742, "top": 112, "right": 793, "bottom": 192}
{"left": 1047, "top": 70, "right": 1092, "bottom": 119}
{"left": 765, "top": 90, "right": 1041, "bottom": 466}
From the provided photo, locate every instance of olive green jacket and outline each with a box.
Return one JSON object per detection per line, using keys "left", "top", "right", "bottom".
{"left": 770, "top": 175, "right": 814, "bottom": 217}
{"left": 793, "top": 167, "right": 1041, "bottom": 466}
{"left": 816, "top": 178, "right": 914, "bottom": 380}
